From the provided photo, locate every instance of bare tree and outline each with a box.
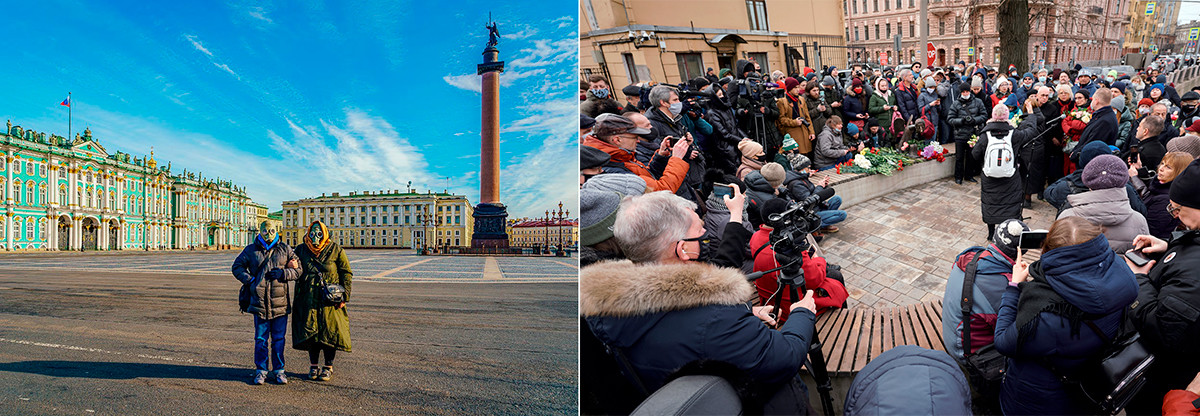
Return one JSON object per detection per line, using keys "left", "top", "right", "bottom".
{"left": 998, "top": 0, "right": 1031, "bottom": 72}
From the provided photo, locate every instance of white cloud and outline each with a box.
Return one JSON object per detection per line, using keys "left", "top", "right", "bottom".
{"left": 183, "top": 34, "right": 213, "bottom": 57}
{"left": 502, "top": 24, "right": 538, "bottom": 40}
{"left": 497, "top": 97, "right": 579, "bottom": 217}
{"left": 442, "top": 74, "right": 481, "bottom": 93}
{"left": 213, "top": 62, "right": 240, "bottom": 79}
{"left": 552, "top": 16, "right": 573, "bottom": 29}
{"left": 247, "top": 6, "right": 273, "bottom": 24}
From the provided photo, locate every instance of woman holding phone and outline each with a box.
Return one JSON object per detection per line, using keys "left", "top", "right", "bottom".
{"left": 992, "top": 217, "right": 1139, "bottom": 415}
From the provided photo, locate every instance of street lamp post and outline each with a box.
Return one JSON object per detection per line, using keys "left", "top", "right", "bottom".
{"left": 550, "top": 201, "right": 568, "bottom": 257}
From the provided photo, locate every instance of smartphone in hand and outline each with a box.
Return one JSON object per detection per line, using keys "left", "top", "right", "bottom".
{"left": 713, "top": 183, "right": 733, "bottom": 198}
{"left": 1125, "top": 249, "right": 1151, "bottom": 267}
{"left": 1019, "top": 231, "right": 1049, "bottom": 251}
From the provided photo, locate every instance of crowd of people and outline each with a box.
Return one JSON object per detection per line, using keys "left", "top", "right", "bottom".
{"left": 579, "top": 56, "right": 1200, "bottom": 415}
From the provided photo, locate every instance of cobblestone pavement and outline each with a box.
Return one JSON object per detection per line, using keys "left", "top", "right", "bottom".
{"left": 0, "top": 249, "right": 577, "bottom": 283}
{"left": 820, "top": 177, "right": 1059, "bottom": 309}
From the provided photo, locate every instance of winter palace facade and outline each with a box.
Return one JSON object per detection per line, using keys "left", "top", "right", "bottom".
{"left": 1, "top": 120, "right": 255, "bottom": 251}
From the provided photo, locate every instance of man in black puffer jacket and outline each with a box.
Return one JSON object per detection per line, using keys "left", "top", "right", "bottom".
{"left": 1069, "top": 88, "right": 1119, "bottom": 162}
{"left": 232, "top": 221, "right": 301, "bottom": 385}
{"left": 704, "top": 84, "right": 750, "bottom": 176}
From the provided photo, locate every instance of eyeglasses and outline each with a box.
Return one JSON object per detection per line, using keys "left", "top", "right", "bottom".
{"left": 1167, "top": 202, "right": 1182, "bottom": 218}
{"left": 680, "top": 235, "right": 707, "bottom": 243}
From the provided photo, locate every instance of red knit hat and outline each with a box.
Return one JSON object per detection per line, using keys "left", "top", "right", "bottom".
{"left": 784, "top": 77, "right": 800, "bottom": 91}
{"left": 1138, "top": 98, "right": 1155, "bottom": 107}
{"left": 1188, "top": 119, "right": 1200, "bottom": 134}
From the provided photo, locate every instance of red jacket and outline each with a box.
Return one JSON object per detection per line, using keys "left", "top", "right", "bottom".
{"left": 750, "top": 226, "right": 848, "bottom": 324}
{"left": 1164, "top": 389, "right": 1200, "bottom": 415}
{"left": 582, "top": 136, "right": 689, "bottom": 193}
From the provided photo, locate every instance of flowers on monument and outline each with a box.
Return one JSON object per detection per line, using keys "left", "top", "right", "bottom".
{"left": 841, "top": 148, "right": 916, "bottom": 176}
{"left": 967, "top": 134, "right": 979, "bottom": 148}
{"left": 920, "top": 143, "right": 949, "bottom": 162}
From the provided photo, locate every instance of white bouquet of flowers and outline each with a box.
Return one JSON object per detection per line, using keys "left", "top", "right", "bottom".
{"left": 853, "top": 153, "right": 873, "bottom": 169}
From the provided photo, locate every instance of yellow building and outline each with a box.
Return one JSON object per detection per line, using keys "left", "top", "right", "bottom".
{"left": 280, "top": 189, "right": 472, "bottom": 249}
{"left": 580, "top": 0, "right": 847, "bottom": 86}
{"left": 509, "top": 219, "right": 579, "bottom": 249}
{"left": 1125, "top": 0, "right": 1181, "bottom": 54}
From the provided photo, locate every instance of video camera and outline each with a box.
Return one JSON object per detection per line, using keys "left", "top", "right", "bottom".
{"left": 764, "top": 188, "right": 833, "bottom": 257}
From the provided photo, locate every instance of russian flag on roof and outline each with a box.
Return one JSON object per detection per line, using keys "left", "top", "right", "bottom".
{"left": 59, "top": 96, "right": 70, "bottom": 107}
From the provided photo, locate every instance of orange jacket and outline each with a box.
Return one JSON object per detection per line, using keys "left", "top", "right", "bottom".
{"left": 583, "top": 136, "right": 689, "bottom": 193}
{"left": 1163, "top": 390, "right": 1200, "bottom": 416}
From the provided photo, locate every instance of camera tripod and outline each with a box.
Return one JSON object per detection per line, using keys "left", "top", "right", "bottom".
{"left": 748, "top": 251, "right": 836, "bottom": 415}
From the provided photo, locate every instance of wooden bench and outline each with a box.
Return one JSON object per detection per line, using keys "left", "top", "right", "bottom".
{"left": 809, "top": 300, "right": 946, "bottom": 376}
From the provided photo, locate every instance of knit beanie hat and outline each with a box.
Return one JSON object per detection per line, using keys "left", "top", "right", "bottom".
{"left": 920, "top": 68, "right": 932, "bottom": 78}
{"left": 738, "top": 139, "right": 765, "bottom": 158}
{"left": 1082, "top": 155, "right": 1128, "bottom": 190}
{"left": 992, "top": 219, "right": 1030, "bottom": 260}
{"left": 782, "top": 134, "right": 799, "bottom": 151}
{"left": 1166, "top": 135, "right": 1200, "bottom": 158}
{"left": 1112, "top": 81, "right": 1127, "bottom": 94}
{"left": 580, "top": 145, "right": 611, "bottom": 170}
{"left": 582, "top": 173, "right": 647, "bottom": 196}
{"left": 1150, "top": 84, "right": 1166, "bottom": 97}
{"left": 821, "top": 76, "right": 836, "bottom": 87}
{"left": 761, "top": 162, "right": 786, "bottom": 188}
{"left": 760, "top": 198, "right": 791, "bottom": 228}
{"left": 719, "top": 68, "right": 731, "bottom": 78}
{"left": 959, "top": 81, "right": 972, "bottom": 92}
{"left": 580, "top": 113, "right": 596, "bottom": 130}
{"left": 791, "top": 154, "right": 812, "bottom": 170}
{"left": 971, "top": 76, "right": 983, "bottom": 89}
{"left": 1022, "top": 72, "right": 1035, "bottom": 81}
{"left": 784, "top": 77, "right": 801, "bottom": 91}
{"left": 847, "top": 123, "right": 860, "bottom": 136}
{"left": 1138, "top": 98, "right": 1155, "bottom": 108}
{"left": 580, "top": 189, "right": 622, "bottom": 246}
{"left": 1079, "top": 140, "right": 1114, "bottom": 169}
{"left": 1111, "top": 95, "right": 1126, "bottom": 113}
{"left": 1169, "top": 159, "right": 1200, "bottom": 209}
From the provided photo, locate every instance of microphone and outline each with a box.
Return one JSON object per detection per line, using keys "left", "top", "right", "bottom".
{"left": 1047, "top": 114, "right": 1066, "bottom": 124}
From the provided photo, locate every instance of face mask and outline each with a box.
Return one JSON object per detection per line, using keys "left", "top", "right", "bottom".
{"left": 927, "top": 87, "right": 936, "bottom": 93}
{"left": 668, "top": 102, "right": 683, "bottom": 117}
{"left": 879, "top": 86, "right": 888, "bottom": 92}
{"left": 854, "top": 87, "right": 863, "bottom": 94}
{"left": 1185, "top": 105, "right": 1198, "bottom": 113}
{"left": 1107, "top": 77, "right": 1115, "bottom": 83}
{"left": 590, "top": 88, "right": 609, "bottom": 99}
{"left": 1139, "top": 107, "right": 1151, "bottom": 115}
{"left": 1038, "top": 76, "right": 1047, "bottom": 83}
{"left": 961, "top": 93, "right": 972, "bottom": 100}
{"left": 258, "top": 222, "right": 277, "bottom": 243}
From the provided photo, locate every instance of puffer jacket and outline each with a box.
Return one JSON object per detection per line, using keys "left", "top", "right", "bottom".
{"left": 941, "top": 245, "right": 1014, "bottom": 361}
{"left": 1058, "top": 187, "right": 1150, "bottom": 253}
{"left": 705, "top": 100, "right": 747, "bottom": 174}
{"left": 1129, "top": 230, "right": 1200, "bottom": 409}
{"left": 948, "top": 92, "right": 988, "bottom": 142}
{"left": 814, "top": 124, "right": 850, "bottom": 168}
{"left": 232, "top": 237, "right": 301, "bottom": 320}
{"left": 993, "top": 234, "right": 1138, "bottom": 415}
{"left": 843, "top": 345, "right": 971, "bottom": 415}
{"left": 743, "top": 171, "right": 782, "bottom": 228}
{"left": 894, "top": 82, "right": 921, "bottom": 122}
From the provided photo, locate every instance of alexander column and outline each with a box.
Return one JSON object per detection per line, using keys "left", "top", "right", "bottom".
{"left": 472, "top": 19, "right": 510, "bottom": 249}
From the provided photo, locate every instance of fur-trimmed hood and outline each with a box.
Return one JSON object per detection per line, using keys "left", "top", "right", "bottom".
{"left": 580, "top": 260, "right": 754, "bottom": 317}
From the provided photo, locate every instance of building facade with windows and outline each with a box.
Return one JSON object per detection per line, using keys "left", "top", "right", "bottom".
{"left": 0, "top": 121, "right": 253, "bottom": 251}
{"left": 1170, "top": 20, "right": 1199, "bottom": 54}
{"left": 280, "top": 189, "right": 473, "bottom": 249}
{"left": 509, "top": 219, "right": 579, "bottom": 249}
{"left": 580, "top": 0, "right": 847, "bottom": 86}
{"left": 844, "top": 0, "right": 1127, "bottom": 68}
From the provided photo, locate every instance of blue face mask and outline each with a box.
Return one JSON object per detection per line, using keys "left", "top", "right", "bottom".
{"left": 590, "top": 88, "right": 610, "bottom": 99}
{"left": 669, "top": 102, "right": 683, "bottom": 117}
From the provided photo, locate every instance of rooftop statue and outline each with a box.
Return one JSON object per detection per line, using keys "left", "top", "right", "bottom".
{"left": 487, "top": 21, "right": 500, "bottom": 48}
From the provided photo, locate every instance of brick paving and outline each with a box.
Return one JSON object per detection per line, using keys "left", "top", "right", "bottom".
{"left": 819, "top": 177, "right": 1059, "bottom": 309}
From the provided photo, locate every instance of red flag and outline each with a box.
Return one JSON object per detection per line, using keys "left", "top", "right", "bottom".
{"left": 59, "top": 97, "right": 70, "bottom": 107}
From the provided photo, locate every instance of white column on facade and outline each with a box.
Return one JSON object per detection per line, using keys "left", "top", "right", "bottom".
{"left": 5, "top": 150, "right": 13, "bottom": 206}
{"left": 68, "top": 163, "right": 76, "bottom": 207}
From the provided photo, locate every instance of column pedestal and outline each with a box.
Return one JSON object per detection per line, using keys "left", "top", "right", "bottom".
{"left": 471, "top": 203, "right": 509, "bottom": 248}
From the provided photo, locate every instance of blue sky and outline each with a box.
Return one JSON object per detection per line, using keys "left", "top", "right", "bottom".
{"left": 0, "top": 0, "right": 577, "bottom": 218}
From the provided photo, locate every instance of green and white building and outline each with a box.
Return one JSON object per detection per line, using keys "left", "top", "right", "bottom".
{"left": 2, "top": 120, "right": 255, "bottom": 251}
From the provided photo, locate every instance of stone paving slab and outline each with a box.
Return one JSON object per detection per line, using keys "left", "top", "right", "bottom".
{"left": 820, "top": 177, "right": 1059, "bottom": 309}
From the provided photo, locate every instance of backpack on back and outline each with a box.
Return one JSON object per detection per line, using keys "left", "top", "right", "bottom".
{"left": 982, "top": 130, "right": 1016, "bottom": 178}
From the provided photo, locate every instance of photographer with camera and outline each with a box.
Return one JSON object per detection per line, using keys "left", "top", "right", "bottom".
{"left": 582, "top": 114, "right": 691, "bottom": 194}
{"left": 749, "top": 199, "right": 848, "bottom": 325}
{"left": 645, "top": 85, "right": 707, "bottom": 203}
{"left": 580, "top": 191, "right": 818, "bottom": 414}
{"left": 1122, "top": 158, "right": 1200, "bottom": 414}
{"left": 732, "top": 60, "right": 785, "bottom": 162}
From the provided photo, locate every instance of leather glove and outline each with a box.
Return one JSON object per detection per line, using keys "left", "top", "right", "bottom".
{"left": 266, "top": 269, "right": 283, "bottom": 281}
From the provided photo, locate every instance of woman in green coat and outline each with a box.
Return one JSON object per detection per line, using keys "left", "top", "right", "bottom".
{"left": 868, "top": 77, "right": 899, "bottom": 147}
{"left": 292, "top": 221, "right": 352, "bottom": 381}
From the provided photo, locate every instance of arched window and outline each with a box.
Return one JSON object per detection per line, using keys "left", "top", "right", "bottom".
{"left": 39, "top": 184, "right": 46, "bottom": 206}
{"left": 59, "top": 186, "right": 67, "bottom": 206}
{"left": 13, "top": 181, "right": 21, "bottom": 205}
{"left": 86, "top": 189, "right": 92, "bottom": 208}
{"left": 110, "top": 193, "right": 116, "bottom": 209}
{"left": 26, "top": 183, "right": 34, "bottom": 206}
{"left": 14, "top": 218, "right": 22, "bottom": 240}
{"left": 98, "top": 190, "right": 105, "bottom": 209}
{"left": 27, "top": 218, "right": 34, "bottom": 240}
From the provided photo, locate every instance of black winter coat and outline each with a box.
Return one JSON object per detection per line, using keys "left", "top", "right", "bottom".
{"left": 1129, "top": 230, "right": 1200, "bottom": 404}
{"left": 972, "top": 116, "right": 1040, "bottom": 224}
{"left": 841, "top": 93, "right": 870, "bottom": 123}
{"left": 1072, "top": 105, "right": 1118, "bottom": 161}
{"left": 1143, "top": 179, "right": 1181, "bottom": 239}
{"left": 647, "top": 108, "right": 706, "bottom": 200}
{"left": 948, "top": 94, "right": 988, "bottom": 141}
{"left": 705, "top": 104, "right": 746, "bottom": 173}
{"left": 581, "top": 261, "right": 816, "bottom": 396}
